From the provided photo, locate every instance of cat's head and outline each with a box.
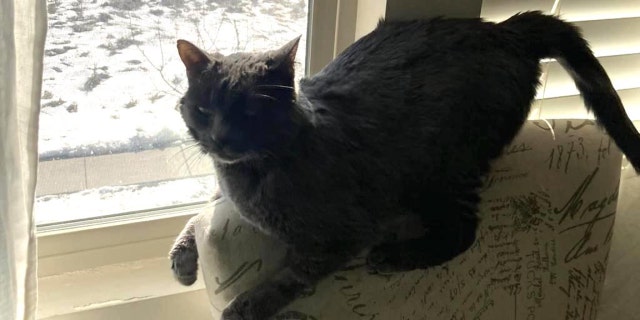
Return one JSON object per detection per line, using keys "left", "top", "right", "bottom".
{"left": 176, "top": 37, "right": 301, "bottom": 164}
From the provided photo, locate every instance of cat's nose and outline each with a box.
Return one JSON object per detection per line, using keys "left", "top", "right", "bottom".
{"left": 210, "top": 133, "right": 223, "bottom": 148}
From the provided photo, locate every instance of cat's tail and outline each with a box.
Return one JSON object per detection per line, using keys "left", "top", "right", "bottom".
{"left": 501, "top": 11, "right": 640, "bottom": 173}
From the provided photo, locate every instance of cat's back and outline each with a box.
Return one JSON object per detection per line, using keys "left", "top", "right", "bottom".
{"left": 299, "top": 17, "right": 504, "bottom": 99}
{"left": 298, "top": 16, "right": 541, "bottom": 177}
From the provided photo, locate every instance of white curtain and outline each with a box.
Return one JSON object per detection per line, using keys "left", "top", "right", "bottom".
{"left": 0, "top": 0, "right": 46, "bottom": 319}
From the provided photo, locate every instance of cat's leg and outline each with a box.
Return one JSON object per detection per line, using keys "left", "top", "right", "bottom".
{"left": 221, "top": 247, "right": 357, "bottom": 320}
{"left": 170, "top": 194, "right": 223, "bottom": 285}
{"left": 169, "top": 215, "right": 200, "bottom": 285}
{"left": 367, "top": 212, "right": 478, "bottom": 273}
{"left": 366, "top": 186, "right": 480, "bottom": 273}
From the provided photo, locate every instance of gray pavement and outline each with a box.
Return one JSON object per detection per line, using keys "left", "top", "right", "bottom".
{"left": 36, "top": 145, "right": 215, "bottom": 196}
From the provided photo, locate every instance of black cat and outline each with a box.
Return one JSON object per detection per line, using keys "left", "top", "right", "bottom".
{"left": 171, "top": 11, "right": 640, "bottom": 319}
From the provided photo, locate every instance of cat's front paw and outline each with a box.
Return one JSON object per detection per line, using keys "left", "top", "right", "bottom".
{"left": 169, "top": 240, "right": 199, "bottom": 286}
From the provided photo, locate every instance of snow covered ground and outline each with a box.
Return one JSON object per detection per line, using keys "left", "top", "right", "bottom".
{"left": 35, "top": 176, "right": 217, "bottom": 225}
{"left": 36, "top": 0, "right": 308, "bottom": 224}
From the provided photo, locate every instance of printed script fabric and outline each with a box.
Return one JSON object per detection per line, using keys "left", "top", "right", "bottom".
{"left": 598, "top": 150, "right": 640, "bottom": 319}
{"left": 0, "top": 0, "right": 46, "bottom": 319}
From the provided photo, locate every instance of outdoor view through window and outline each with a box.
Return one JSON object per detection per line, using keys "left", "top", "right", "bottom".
{"left": 35, "top": 0, "right": 308, "bottom": 225}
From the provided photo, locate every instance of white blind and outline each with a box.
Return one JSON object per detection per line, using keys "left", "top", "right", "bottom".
{"left": 481, "top": 0, "right": 640, "bottom": 120}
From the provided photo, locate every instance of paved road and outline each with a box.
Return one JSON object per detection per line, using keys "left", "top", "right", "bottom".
{"left": 36, "top": 145, "right": 214, "bottom": 196}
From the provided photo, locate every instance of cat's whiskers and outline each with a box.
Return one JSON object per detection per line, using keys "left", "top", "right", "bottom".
{"left": 176, "top": 152, "right": 196, "bottom": 173}
{"left": 179, "top": 147, "right": 207, "bottom": 173}
{"left": 169, "top": 149, "right": 185, "bottom": 162}
{"left": 252, "top": 93, "right": 278, "bottom": 102}
{"left": 256, "top": 84, "right": 295, "bottom": 90}
{"left": 189, "top": 152, "right": 208, "bottom": 171}
{"left": 176, "top": 158, "right": 191, "bottom": 174}
{"left": 182, "top": 143, "right": 201, "bottom": 153}
{"left": 169, "top": 142, "right": 200, "bottom": 162}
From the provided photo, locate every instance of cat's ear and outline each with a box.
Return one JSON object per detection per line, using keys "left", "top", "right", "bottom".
{"left": 267, "top": 36, "right": 301, "bottom": 76}
{"left": 177, "top": 40, "right": 211, "bottom": 77}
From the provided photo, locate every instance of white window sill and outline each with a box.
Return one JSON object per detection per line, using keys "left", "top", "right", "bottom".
{"left": 38, "top": 257, "right": 211, "bottom": 320}
{"left": 37, "top": 203, "right": 214, "bottom": 319}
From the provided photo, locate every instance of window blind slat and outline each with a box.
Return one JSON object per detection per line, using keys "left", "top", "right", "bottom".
{"left": 482, "top": 0, "right": 640, "bottom": 22}
{"left": 575, "top": 18, "right": 640, "bottom": 57}
{"left": 560, "top": 0, "right": 640, "bottom": 21}
{"left": 542, "top": 53, "right": 640, "bottom": 99}
{"left": 480, "top": 0, "right": 555, "bottom": 22}
{"left": 537, "top": 87, "right": 640, "bottom": 119}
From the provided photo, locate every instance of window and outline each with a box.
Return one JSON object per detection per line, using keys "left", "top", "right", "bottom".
{"left": 36, "top": 0, "right": 309, "bottom": 226}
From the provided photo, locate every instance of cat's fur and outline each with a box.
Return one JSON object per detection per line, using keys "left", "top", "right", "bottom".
{"left": 170, "top": 12, "right": 640, "bottom": 319}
